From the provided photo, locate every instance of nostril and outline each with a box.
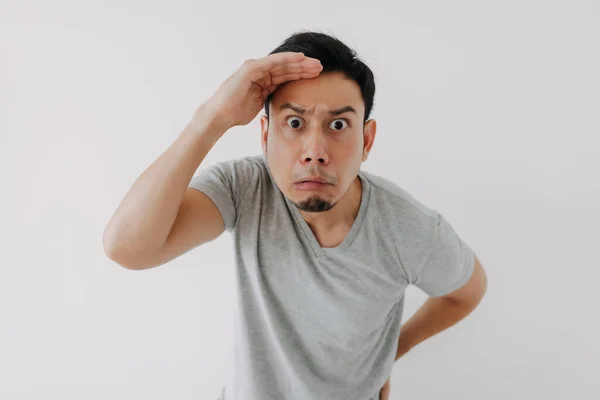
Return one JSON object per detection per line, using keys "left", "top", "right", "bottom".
{"left": 304, "top": 157, "right": 327, "bottom": 163}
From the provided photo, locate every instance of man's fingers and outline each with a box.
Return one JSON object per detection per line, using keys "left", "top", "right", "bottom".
{"left": 259, "top": 68, "right": 320, "bottom": 98}
{"left": 249, "top": 53, "right": 321, "bottom": 81}
{"left": 257, "top": 52, "right": 312, "bottom": 71}
{"left": 269, "top": 62, "right": 322, "bottom": 77}
{"left": 255, "top": 62, "right": 321, "bottom": 87}
{"left": 251, "top": 52, "right": 322, "bottom": 96}
{"left": 271, "top": 71, "right": 321, "bottom": 85}
{"left": 255, "top": 62, "right": 321, "bottom": 85}
{"left": 253, "top": 64, "right": 323, "bottom": 87}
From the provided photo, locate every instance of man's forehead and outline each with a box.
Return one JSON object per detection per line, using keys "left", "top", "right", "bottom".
{"left": 276, "top": 101, "right": 359, "bottom": 117}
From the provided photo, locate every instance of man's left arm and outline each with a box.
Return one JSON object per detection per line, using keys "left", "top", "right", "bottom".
{"left": 395, "top": 255, "right": 488, "bottom": 360}
{"left": 380, "top": 213, "right": 487, "bottom": 399}
{"left": 379, "top": 256, "right": 486, "bottom": 399}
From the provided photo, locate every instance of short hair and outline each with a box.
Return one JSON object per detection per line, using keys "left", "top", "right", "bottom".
{"left": 264, "top": 31, "right": 376, "bottom": 123}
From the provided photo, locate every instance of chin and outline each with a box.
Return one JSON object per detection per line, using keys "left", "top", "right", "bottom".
{"left": 293, "top": 194, "right": 336, "bottom": 213}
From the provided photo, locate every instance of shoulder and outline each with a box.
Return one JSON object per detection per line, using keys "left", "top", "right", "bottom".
{"left": 214, "top": 154, "right": 263, "bottom": 172}
{"left": 361, "top": 170, "right": 438, "bottom": 228}
{"left": 207, "top": 154, "right": 263, "bottom": 185}
{"left": 361, "top": 170, "right": 446, "bottom": 279}
{"left": 190, "top": 154, "right": 265, "bottom": 202}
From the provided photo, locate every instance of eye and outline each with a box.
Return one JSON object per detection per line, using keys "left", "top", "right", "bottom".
{"left": 329, "top": 119, "right": 348, "bottom": 131}
{"left": 286, "top": 116, "right": 303, "bottom": 129}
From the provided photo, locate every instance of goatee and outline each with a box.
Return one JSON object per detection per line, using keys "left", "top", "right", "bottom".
{"left": 293, "top": 196, "right": 335, "bottom": 213}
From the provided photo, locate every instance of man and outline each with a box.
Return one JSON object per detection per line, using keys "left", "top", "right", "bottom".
{"left": 103, "top": 31, "right": 487, "bottom": 400}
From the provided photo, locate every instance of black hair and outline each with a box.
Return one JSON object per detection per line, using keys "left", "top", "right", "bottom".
{"left": 263, "top": 31, "right": 376, "bottom": 123}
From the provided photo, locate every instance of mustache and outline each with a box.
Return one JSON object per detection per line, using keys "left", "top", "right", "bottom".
{"left": 293, "top": 169, "right": 335, "bottom": 183}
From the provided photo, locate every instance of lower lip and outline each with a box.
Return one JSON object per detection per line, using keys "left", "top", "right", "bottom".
{"left": 294, "top": 181, "right": 328, "bottom": 190}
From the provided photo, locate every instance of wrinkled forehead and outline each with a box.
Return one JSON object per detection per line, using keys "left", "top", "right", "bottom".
{"left": 270, "top": 71, "right": 364, "bottom": 118}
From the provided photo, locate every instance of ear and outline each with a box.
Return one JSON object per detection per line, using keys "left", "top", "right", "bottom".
{"left": 362, "top": 119, "right": 377, "bottom": 162}
{"left": 260, "top": 115, "right": 269, "bottom": 153}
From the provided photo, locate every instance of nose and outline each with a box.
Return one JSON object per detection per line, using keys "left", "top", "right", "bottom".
{"left": 300, "top": 128, "right": 329, "bottom": 166}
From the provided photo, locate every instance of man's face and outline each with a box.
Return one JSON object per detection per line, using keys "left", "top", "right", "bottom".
{"left": 260, "top": 71, "right": 376, "bottom": 213}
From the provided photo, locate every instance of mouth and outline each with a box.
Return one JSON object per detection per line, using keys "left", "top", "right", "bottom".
{"left": 293, "top": 177, "right": 331, "bottom": 190}
{"left": 295, "top": 177, "right": 329, "bottom": 184}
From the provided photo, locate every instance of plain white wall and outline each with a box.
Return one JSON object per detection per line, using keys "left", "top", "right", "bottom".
{"left": 2, "top": 0, "right": 599, "bottom": 399}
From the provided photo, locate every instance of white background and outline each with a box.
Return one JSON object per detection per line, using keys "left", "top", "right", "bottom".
{"left": 2, "top": 1, "right": 599, "bottom": 399}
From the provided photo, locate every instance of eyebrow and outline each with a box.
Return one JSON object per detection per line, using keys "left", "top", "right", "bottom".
{"left": 279, "top": 102, "right": 357, "bottom": 116}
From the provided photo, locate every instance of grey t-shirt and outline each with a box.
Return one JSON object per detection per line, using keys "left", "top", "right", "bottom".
{"left": 189, "top": 154, "right": 475, "bottom": 400}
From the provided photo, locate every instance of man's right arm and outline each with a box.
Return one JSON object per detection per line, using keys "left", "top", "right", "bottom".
{"left": 102, "top": 105, "right": 229, "bottom": 270}
{"left": 102, "top": 52, "right": 322, "bottom": 270}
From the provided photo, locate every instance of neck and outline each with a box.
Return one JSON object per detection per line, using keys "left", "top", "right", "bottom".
{"left": 299, "top": 175, "right": 363, "bottom": 232}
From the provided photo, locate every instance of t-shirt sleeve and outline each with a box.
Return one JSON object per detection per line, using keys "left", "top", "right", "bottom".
{"left": 411, "top": 212, "right": 476, "bottom": 297}
{"left": 187, "top": 157, "right": 258, "bottom": 232}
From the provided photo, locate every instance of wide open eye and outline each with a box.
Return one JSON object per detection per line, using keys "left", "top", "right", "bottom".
{"left": 329, "top": 119, "right": 348, "bottom": 131}
{"left": 286, "top": 116, "right": 304, "bottom": 129}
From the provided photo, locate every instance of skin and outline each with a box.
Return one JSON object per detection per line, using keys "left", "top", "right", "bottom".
{"left": 259, "top": 71, "right": 377, "bottom": 247}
